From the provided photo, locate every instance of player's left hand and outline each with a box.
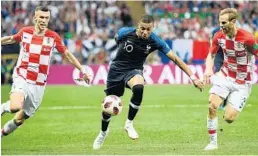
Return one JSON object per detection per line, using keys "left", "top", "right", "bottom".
{"left": 192, "top": 79, "right": 205, "bottom": 92}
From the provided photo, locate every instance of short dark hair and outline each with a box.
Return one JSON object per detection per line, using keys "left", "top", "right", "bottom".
{"left": 140, "top": 14, "right": 154, "bottom": 23}
{"left": 35, "top": 6, "right": 50, "bottom": 12}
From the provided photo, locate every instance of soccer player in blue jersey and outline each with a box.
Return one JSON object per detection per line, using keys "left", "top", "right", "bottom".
{"left": 93, "top": 14, "right": 204, "bottom": 149}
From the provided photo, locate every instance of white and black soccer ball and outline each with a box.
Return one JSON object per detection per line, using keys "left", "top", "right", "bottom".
{"left": 102, "top": 95, "right": 123, "bottom": 116}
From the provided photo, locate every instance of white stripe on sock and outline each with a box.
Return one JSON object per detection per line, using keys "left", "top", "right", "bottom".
{"left": 129, "top": 102, "right": 140, "bottom": 109}
{"left": 102, "top": 118, "right": 111, "bottom": 122}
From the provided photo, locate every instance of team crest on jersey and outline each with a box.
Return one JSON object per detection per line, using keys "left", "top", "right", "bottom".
{"left": 43, "top": 37, "right": 54, "bottom": 46}
{"left": 145, "top": 44, "right": 151, "bottom": 54}
{"left": 235, "top": 42, "right": 245, "bottom": 51}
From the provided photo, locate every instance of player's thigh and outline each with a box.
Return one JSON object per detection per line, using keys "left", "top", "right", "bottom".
{"left": 10, "top": 92, "right": 25, "bottom": 110}
{"left": 105, "top": 81, "right": 125, "bottom": 97}
{"left": 9, "top": 76, "right": 27, "bottom": 110}
{"left": 226, "top": 84, "right": 251, "bottom": 113}
{"left": 209, "top": 93, "right": 224, "bottom": 109}
{"left": 23, "top": 84, "right": 45, "bottom": 117}
{"left": 209, "top": 74, "right": 230, "bottom": 100}
{"left": 224, "top": 103, "right": 240, "bottom": 122}
{"left": 126, "top": 69, "right": 145, "bottom": 88}
{"left": 127, "top": 75, "right": 145, "bottom": 89}
{"left": 107, "top": 68, "right": 125, "bottom": 82}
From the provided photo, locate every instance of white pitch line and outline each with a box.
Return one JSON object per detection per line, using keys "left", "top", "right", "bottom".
{"left": 39, "top": 104, "right": 252, "bottom": 110}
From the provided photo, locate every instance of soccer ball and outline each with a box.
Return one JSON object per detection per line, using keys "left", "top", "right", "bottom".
{"left": 102, "top": 95, "right": 123, "bottom": 116}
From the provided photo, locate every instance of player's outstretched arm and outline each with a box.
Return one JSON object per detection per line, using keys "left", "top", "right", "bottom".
{"left": 63, "top": 50, "right": 90, "bottom": 84}
{"left": 203, "top": 52, "right": 215, "bottom": 85}
{"left": 1, "top": 36, "right": 16, "bottom": 45}
{"left": 166, "top": 50, "right": 204, "bottom": 91}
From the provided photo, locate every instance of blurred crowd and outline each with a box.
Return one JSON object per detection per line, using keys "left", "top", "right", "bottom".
{"left": 145, "top": 1, "right": 258, "bottom": 40}
{"left": 1, "top": 1, "right": 258, "bottom": 84}
{"left": 1, "top": 1, "right": 133, "bottom": 65}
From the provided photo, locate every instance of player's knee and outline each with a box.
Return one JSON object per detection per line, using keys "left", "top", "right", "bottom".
{"left": 208, "top": 100, "right": 218, "bottom": 114}
{"left": 10, "top": 103, "right": 22, "bottom": 113}
{"left": 223, "top": 114, "right": 236, "bottom": 124}
{"left": 131, "top": 84, "right": 144, "bottom": 106}
{"left": 132, "top": 84, "right": 144, "bottom": 94}
{"left": 224, "top": 119, "right": 234, "bottom": 124}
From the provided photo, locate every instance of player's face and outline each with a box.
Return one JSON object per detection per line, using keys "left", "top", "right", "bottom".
{"left": 137, "top": 22, "right": 154, "bottom": 39}
{"left": 219, "top": 14, "right": 235, "bottom": 35}
{"left": 34, "top": 10, "right": 50, "bottom": 30}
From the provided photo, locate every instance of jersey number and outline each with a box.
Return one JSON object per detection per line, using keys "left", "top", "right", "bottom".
{"left": 124, "top": 42, "right": 133, "bottom": 53}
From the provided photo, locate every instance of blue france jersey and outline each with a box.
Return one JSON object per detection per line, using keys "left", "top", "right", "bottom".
{"left": 111, "top": 27, "right": 171, "bottom": 70}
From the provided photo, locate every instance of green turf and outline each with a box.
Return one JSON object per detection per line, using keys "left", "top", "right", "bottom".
{"left": 1, "top": 84, "right": 258, "bottom": 155}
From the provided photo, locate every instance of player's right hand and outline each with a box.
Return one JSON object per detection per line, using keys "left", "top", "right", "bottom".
{"left": 192, "top": 79, "right": 204, "bottom": 92}
{"left": 203, "top": 70, "right": 214, "bottom": 85}
{"left": 82, "top": 73, "right": 91, "bottom": 84}
{"left": 75, "top": 73, "right": 91, "bottom": 85}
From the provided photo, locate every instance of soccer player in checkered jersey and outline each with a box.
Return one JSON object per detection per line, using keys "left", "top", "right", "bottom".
{"left": 203, "top": 8, "right": 258, "bottom": 150}
{"left": 1, "top": 6, "right": 90, "bottom": 138}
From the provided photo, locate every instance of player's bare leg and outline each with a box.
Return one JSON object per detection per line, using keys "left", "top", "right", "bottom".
{"left": 223, "top": 103, "right": 240, "bottom": 124}
{"left": 1, "top": 92, "right": 24, "bottom": 116}
{"left": 1, "top": 92, "right": 25, "bottom": 137}
{"left": 204, "top": 94, "right": 223, "bottom": 150}
{"left": 125, "top": 75, "right": 144, "bottom": 140}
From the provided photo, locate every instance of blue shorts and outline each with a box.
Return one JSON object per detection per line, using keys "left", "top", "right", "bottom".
{"left": 105, "top": 69, "right": 143, "bottom": 97}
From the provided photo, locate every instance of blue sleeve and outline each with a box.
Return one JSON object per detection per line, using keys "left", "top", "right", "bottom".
{"left": 115, "top": 27, "right": 135, "bottom": 43}
{"left": 212, "top": 27, "right": 220, "bottom": 37}
{"left": 151, "top": 33, "right": 171, "bottom": 54}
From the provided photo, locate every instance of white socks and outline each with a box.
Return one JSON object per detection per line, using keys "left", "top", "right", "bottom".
{"left": 207, "top": 116, "right": 218, "bottom": 144}
{"left": 1, "top": 100, "right": 11, "bottom": 115}
{"left": 1, "top": 119, "right": 19, "bottom": 138}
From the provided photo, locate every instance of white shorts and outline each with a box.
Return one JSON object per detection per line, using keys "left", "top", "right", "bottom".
{"left": 11, "top": 76, "right": 46, "bottom": 117}
{"left": 209, "top": 74, "right": 252, "bottom": 112}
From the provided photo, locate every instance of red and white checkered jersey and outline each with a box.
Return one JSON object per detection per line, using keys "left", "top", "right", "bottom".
{"left": 13, "top": 26, "right": 67, "bottom": 86}
{"left": 210, "top": 29, "right": 258, "bottom": 84}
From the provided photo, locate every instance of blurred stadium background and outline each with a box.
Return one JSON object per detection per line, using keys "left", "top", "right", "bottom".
{"left": 1, "top": 1, "right": 258, "bottom": 155}
{"left": 1, "top": 1, "right": 258, "bottom": 84}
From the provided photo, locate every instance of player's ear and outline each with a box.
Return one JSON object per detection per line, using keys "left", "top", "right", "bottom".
{"left": 231, "top": 19, "right": 236, "bottom": 24}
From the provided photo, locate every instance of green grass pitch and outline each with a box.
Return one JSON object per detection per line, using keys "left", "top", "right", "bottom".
{"left": 1, "top": 84, "right": 258, "bottom": 155}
